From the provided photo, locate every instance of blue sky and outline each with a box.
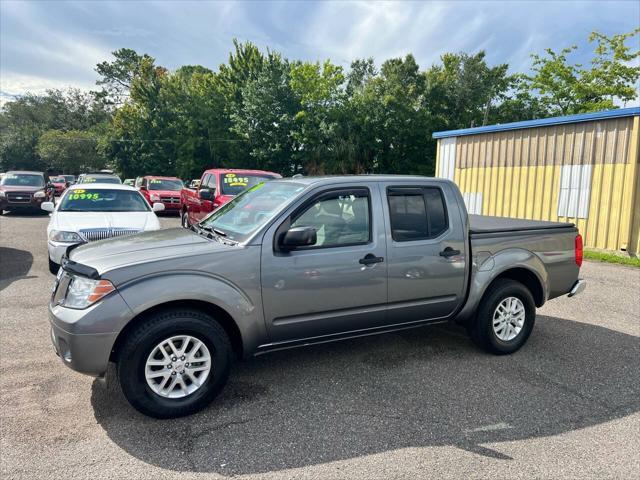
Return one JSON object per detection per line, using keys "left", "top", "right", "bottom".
{"left": 1, "top": 0, "right": 638, "bottom": 103}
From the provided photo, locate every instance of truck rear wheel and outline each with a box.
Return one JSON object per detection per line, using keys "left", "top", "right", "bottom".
{"left": 117, "top": 308, "right": 232, "bottom": 418}
{"left": 468, "top": 278, "right": 536, "bottom": 355}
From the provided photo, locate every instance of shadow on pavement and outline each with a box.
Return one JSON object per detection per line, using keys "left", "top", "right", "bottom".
{"left": 0, "top": 247, "right": 34, "bottom": 291}
{"left": 92, "top": 316, "right": 639, "bottom": 476}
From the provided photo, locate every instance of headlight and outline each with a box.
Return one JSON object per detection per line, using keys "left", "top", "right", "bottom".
{"left": 150, "top": 194, "right": 160, "bottom": 202}
{"left": 49, "top": 230, "right": 83, "bottom": 243}
{"left": 64, "top": 276, "right": 115, "bottom": 309}
{"left": 0, "top": 191, "right": 5, "bottom": 198}
{"left": 34, "top": 191, "right": 46, "bottom": 198}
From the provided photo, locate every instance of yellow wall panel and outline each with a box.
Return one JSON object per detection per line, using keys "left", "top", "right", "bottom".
{"left": 437, "top": 115, "right": 639, "bottom": 254}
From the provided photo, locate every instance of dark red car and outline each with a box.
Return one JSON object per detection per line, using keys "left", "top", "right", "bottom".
{"left": 181, "top": 168, "right": 281, "bottom": 227}
{"left": 0, "top": 171, "right": 55, "bottom": 214}
{"left": 138, "top": 176, "right": 184, "bottom": 214}
{"left": 49, "top": 176, "right": 68, "bottom": 196}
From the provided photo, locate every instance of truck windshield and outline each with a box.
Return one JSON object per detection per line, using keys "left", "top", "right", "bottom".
{"left": 199, "top": 181, "right": 305, "bottom": 242}
{"left": 58, "top": 189, "right": 150, "bottom": 212}
{"left": 1, "top": 173, "right": 44, "bottom": 187}
{"left": 148, "top": 179, "right": 183, "bottom": 191}
{"left": 220, "top": 173, "right": 278, "bottom": 196}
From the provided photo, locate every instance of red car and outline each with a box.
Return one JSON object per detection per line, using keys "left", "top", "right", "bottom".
{"left": 49, "top": 176, "right": 68, "bottom": 195}
{"left": 181, "top": 168, "right": 281, "bottom": 227}
{"left": 138, "top": 176, "right": 184, "bottom": 213}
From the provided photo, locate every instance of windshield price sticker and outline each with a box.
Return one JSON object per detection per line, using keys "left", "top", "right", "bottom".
{"left": 150, "top": 179, "right": 162, "bottom": 184}
{"left": 69, "top": 192, "right": 100, "bottom": 200}
{"left": 224, "top": 174, "right": 249, "bottom": 187}
{"left": 84, "top": 177, "right": 97, "bottom": 183}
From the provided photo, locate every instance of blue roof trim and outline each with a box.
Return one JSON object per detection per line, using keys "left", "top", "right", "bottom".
{"left": 432, "top": 107, "right": 640, "bottom": 139}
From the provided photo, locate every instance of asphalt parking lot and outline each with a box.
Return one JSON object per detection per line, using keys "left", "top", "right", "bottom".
{"left": 1, "top": 211, "right": 639, "bottom": 479}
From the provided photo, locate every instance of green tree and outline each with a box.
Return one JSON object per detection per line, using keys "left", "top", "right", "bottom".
{"left": 95, "top": 48, "right": 154, "bottom": 106}
{"left": 525, "top": 29, "right": 639, "bottom": 115}
{"left": 37, "top": 130, "right": 105, "bottom": 173}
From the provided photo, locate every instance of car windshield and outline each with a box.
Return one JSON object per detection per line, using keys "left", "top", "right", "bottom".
{"left": 62, "top": 175, "right": 75, "bottom": 182}
{"left": 0, "top": 173, "right": 44, "bottom": 187}
{"left": 78, "top": 176, "right": 121, "bottom": 184}
{"left": 58, "top": 189, "right": 150, "bottom": 212}
{"left": 220, "top": 173, "right": 278, "bottom": 195}
{"left": 200, "top": 181, "right": 305, "bottom": 242}
{"left": 148, "top": 179, "right": 183, "bottom": 191}
{"left": 50, "top": 177, "right": 65, "bottom": 183}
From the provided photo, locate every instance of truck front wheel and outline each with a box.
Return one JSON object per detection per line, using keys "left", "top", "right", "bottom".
{"left": 117, "top": 308, "right": 232, "bottom": 418}
{"left": 468, "top": 278, "right": 536, "bottom": 355}
{"left": 181, "top": 210, "right": 190, "bottom": 229}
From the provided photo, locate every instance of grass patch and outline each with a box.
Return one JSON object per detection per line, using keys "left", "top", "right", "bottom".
{"left": 584, "top": 250, "right": 640, "bottom": 268}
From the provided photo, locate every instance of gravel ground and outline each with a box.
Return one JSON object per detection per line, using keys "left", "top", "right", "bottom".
{"left": 1, "top": 211, "right": 639, "bottom": 479}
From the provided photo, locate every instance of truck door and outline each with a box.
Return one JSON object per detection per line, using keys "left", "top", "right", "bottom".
{"left": 381, "top": 181, "right": 467, "bottom": 324}
{"left": 192, "top": 173, "right": 215, "bottom": 223}
{"left": 261, "top": 184, "right": 388, "bottom": 343}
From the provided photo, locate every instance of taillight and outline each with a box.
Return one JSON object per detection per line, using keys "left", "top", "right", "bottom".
{"left": 575, "top": 234, "right": 583, "bottom": 267}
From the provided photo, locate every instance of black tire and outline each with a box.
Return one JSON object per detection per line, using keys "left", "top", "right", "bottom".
{"left": 117, "top": 308, "right": 232, "bottom": 418}
{"left": 181, "top": 210, "right": 190, "bottom": 229}
{"left": 468, "top": 278, "right": 536, "bottom": 355}
{"left": 48, "top": 257, "right": 60, "bottom": 275}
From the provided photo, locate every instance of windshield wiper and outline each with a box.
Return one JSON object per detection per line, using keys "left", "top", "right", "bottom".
{"left": 199, "top": 225, "right": 227, "bottom": 237}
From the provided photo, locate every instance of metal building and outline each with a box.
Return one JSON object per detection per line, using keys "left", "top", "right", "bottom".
{"left": 433, "top": 107, "right": 640, "bottom": 255}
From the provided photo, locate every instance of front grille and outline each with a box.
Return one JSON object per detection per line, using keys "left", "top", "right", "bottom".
{"left": 160, "top": 196, "right": 181, "bottom": 204}
{"left": 79, "top": 228, "right": 141, "bottom": 242}
{"left": 7, "top": 192, "right": 32, "bottom": 203}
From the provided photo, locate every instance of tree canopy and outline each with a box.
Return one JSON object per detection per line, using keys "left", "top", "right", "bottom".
{"left": 1, "top": 30, "right": 638, "bottom": 178}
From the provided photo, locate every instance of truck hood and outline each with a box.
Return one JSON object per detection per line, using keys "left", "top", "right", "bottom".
{"left": 69, "top": 228, "right": 227, "bottom": 274}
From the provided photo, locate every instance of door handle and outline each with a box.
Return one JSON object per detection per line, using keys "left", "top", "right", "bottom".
{"left": 439, "top": 247, "right": 461, "bottom": 258}
{"left": 359, "top": 253, "right": 384, "bottom": 266}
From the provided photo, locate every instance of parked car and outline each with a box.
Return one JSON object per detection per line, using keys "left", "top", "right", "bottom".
{"left": 49, "top": 175, "right": 585, "bottom": 418}
{"left": 181, "top": 168, "right": 280, "bottom": 227}
{"left": 138, "top": 176, "right": 184, "bottom": 214}
{"left": 123, "top": 178, "right": 135, "bottom": 186}
{"left": 42, "top": 183, "right": 164, "bottom": 274}
{"left": 77, "top": 173, "right": 122, "bottom": 185}
{"left": 49, "top": 176, "right": 68, "bottom": 196}
{"left": 0, "top": 171, "right": 55, "bottom": 215}
{"left": 61, "top": 174, "right": 76, "bottom": 185}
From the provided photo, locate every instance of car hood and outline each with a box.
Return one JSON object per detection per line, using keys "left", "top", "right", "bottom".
{"left": 54, "top": 211, "right": 156, "bottom": 233}
{"left": 69, "top": 228, "right": 229, "bottom": 274}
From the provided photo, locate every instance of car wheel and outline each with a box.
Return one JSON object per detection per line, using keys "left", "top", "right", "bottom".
{"left": 117, "top": 308, "right": 232, "bottom": 418}
{"left": 48, "top": 257, "right": 60, "bottom": 275}
{"left": 468, "top": 278, "right": 536, "bottom": 355}
{"left": 181, "top": 210, "right": 191, "bottom": 229}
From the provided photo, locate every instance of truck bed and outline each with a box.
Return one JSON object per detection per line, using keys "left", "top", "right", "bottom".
{"left": 469, "top": 215, "right": 574, "bottom": 235}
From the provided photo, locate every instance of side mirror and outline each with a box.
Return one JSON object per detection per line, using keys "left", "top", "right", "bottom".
{"left": 281, "top": 226, "right": 317, "bottom": 250}
{"left": 152, "top": 202, "right": 165, "bottom": 212}
{"left": 199, "top": 188, "right": 214, "bottom": 200}
{"left": 41, "top": 202, "right": 55, "bottom": 213}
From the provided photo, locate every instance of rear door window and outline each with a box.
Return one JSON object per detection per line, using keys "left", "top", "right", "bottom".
{"left": 387, "top": 187, "right": 448, "bottom": 241}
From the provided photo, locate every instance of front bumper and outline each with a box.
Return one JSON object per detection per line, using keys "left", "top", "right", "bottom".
{"left": 48, "top": 241, "right": 78, "bottom": 264}
{"left": 568, "top": 279, "right": 586, "bottom": 297}
{"left": 49, "top": 290, "right": 133, "bottom": 377}
{"left": 0, "top": 199, "right": 44, "bottom": 211}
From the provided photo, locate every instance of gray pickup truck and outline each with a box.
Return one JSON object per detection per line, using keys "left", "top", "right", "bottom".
{"left": 49, "top": 176, "right": 585, "bottom": 418}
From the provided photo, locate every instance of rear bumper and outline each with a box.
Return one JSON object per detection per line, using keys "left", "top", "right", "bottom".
{"left": 568, "top": 279, "right": 586, "bottom": 297}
